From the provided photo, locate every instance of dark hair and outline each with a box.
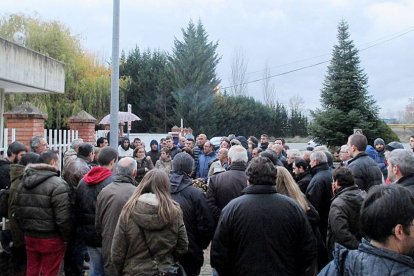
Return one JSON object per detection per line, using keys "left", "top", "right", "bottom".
{"left": 98, "top": 147, "right": 118, "bottom": 166}
{"left": 19, "top": 152, "right": 40, "bottom": 166}
{"left": 38, "top": 150, "right": 59, "bottom": 165}
{"left": 133, "top": 146, "right": 146, "bottom": 158}
{"left": 349, "top": 134, "right": 368, "bottom": 151}
{"left": 77, "top": 143, "right": 94, "bottom": 158}
{"left": 294, "top": 158, "right": 308, "bottom": 170}
{"left": 260, "top": 150, "right": 278, "bottom": 165}
{"left": 275, "top": 138, "right": 285, "bottom": 144}
{"left": 181, "top": 147, "right": 193, "bottom": 156}
{"left": 7, "top": 141, "right": 27, "bottom": 157}
{"left": 360, "top": 185, "right": 414, "bottom": 243}
{"left": 333, "top": 167, "right": 354, "bottom": 187}
{"left": 96, "top": 137, "right": 107, "bottom": 147}
{"left": 246, "top": 156, "right": 277, "bottom": 185}
{"left": 133, "top": 138, "right": 141, "bottom": 143}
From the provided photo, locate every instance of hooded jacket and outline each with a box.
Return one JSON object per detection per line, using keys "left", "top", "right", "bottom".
{"left": 15, "top": 163, "right": 71, "bottom": 241}
{"left": 75, "top": 166, "right": 114, "bottom": 247}
{"left": 111, "top": 193, "right": 188, "bottom": 276}
{"left": 8, "top": 164, "right": 25, "bottom": 247}
{"left": 319, "top": 239, "right": 414, "bottom": 275}
{"left": 169, "top": 172, "right": 215, "bottom": 275}
{"left": 326, "top": 185, "right": 366, "bottom": 259}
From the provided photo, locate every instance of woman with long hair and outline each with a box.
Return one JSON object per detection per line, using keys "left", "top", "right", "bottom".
{"left": 133, "top": 146, "right": 154, "bottom": 184}
{"left": 111, "top": 169, "right": 188, "bottom": 275}
{"left": 276, "top": 166, "right": 327, "bottom": 275}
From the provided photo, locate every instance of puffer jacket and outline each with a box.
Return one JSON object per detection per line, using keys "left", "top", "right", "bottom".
{"left": 15, "top": 163, "right": 71, "bottom": 241}
{"left": 319, "top": 239, "right": 414, "bottom": 275}
{"left": 155, "top": 158, "right": 172, "bottom": 176}
{"left": 295, "top": 171, "right": 312, "bottom": 194}
{"left": 0, "top": 159, "right": 11, "bottom": 189}
{"left": 8, "top": 164, "right": 25, "bottom": 248}
{"left": 75, "top": 166, "right": 114, "bottom": 247}
{"left": 347, "top": 152, "right": 383, "bottom": 192}
{"left": 326, "top": 185, "right": 366, "bottom": 260}
{"left": 170, "top": 172, "right": 215, "bottom": 276}
{"left": 111, "top": 193, "right": 188, "bottom": 276}
{"left": 135, "top": 156, "right": 154, "bottom": 183}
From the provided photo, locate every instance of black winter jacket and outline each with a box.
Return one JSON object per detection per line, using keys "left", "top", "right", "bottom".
{"left": 15, "top": 163, "right": 71, "bottom": 241}
{"left": 206, "top": 162, "right": 247, "bottom": 223}
{"left": 306, "top": 163, "right": 333, "bottom": 241}
{"left": 398, "top": 173, "right": 414, "bottom": 195}
{"left": 211, "top": 185, "right": 317, "bottom": 276}
{"left": 75, "top": 166, "right": 114, "bottom": 247}
{"left": 319, "top": 239, "right": 414, "bottom": 275}
{"left": 0, "top": 159, "right": 11, "bottom": 189}
{"left": 170, "top": 172, "right": 215, "bottom": 276}
{"left": 347, "top": 152, "right": 383, "bottom": 192}
{"left": 295, "top": 171, "right": 312, "bottom": 194}
{"left": 326, "top": 185, "right": 365, "bottom": 259}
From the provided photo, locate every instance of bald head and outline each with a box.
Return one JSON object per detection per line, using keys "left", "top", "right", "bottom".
{"left": 117, "top": 157, "right": 137, "bottom": 177}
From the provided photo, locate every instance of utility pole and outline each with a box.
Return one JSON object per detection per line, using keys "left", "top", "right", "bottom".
{"left": 109, "top": 0, "right": 120, "bottom": 149}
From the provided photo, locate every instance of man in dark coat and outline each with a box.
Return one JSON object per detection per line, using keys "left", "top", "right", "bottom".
{"left": 75, "top": 147, "right": 118, "bottom": 275}
{"left": 211, "top": 156, "right": 317, "bottom": 276}
{"left": 293, "top": 158, "right": 312, "bottom": 194}
{"left": 387, "top": 149, "right": 414, "bottom": 195}
{"left": 15, "top": 150, "right": 71, "bottom": 276}
{"left": 206, "top": 145, "right": 248, "bottom": 224}
{"left": 95, "top": 157, "right": 137, "bottom": 276}
{"left": 347, "top": 133, "right": 383, "bottom": 191}
{"left": 146, "top": 139, "right": 160, "bottom": 166}
{"left": 169, "top": 152, "right": 215, "bottom": 276}
{"left": 0, "top": 141, "right": 26, "bottom": 190}
{"left": 306, "top": 150, "right": 333, "bottom": 243}
{"left": 326, "top": 167, "right": 365, "bottom": 259}
{"left": 320, "top": 185, "right": 414, "bottom": 275}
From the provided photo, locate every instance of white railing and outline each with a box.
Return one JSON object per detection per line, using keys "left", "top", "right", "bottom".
{"left": 0, "top": 128, "right": 78, "bottom": 172}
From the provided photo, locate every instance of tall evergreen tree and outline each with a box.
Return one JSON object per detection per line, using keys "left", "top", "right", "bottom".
{"left": 309, "top": 20, "right": 397, "bottom": 146}
{"left": 168, "top": 20, "right": 221, "bottom": 131}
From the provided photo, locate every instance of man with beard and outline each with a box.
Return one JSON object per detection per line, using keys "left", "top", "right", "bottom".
{"left": 319, "top": 185, "right": 414, "bottom": 274}
{"left": 0, "top": 141, "right": 26, "bottom": 190}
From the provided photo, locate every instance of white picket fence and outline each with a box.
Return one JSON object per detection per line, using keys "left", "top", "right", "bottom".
{"left": 1, "top": 128, "right": 79, "bottom": 172}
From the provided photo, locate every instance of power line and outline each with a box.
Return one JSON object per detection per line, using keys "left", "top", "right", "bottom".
{"left": 221, "top": 27, "right": 414, "bottom": 91}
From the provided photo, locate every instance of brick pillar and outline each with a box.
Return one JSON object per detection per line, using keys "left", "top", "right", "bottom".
{"left": 3, "top": 102, "right": 47, "bottom": 147}
{"left": 68, "top": 110, "right": 96, "bottom": 144}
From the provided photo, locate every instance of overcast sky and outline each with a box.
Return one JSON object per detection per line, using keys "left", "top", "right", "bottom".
{"left": 2, "top": 0, "right": 414, "bottom": 117}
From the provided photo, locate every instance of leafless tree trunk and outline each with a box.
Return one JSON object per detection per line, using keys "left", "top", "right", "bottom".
{"left": 262, "top": 62, "right": 277, "bottom": 107}
{"left": 230, "top": 48, "right": 248, "bottom": 97}
{"left": 289, "top": 95, "right": 305, "bottom": 112}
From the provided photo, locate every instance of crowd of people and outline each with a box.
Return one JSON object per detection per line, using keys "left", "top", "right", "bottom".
{"left": 0, "top": 132, "right": 413, "bottom": 275}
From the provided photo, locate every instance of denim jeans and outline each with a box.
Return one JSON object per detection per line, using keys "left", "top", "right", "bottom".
{"left": 87, "top": 246, "right": 105, "bottom": 276}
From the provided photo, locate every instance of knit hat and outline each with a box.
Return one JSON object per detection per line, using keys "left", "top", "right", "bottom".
{"left": 172, "top": 152, "right": 194, "bottom": 174}
{"left": 150, "top": 139, "right": 158, "bottom": 146}
{"left": 374, "top": 138, "right": 385, "bottom": 146}
{"left": 385, "top": 141, "right": 404, "bottom": 151}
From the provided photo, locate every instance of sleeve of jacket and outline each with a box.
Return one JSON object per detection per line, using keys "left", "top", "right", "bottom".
{"left": 175, "top": 210, "right": 189, "bottom": 256}
{"left": 51, "top": 179, "right": 72, "bottom": 241}
{"left": 194, "top": 190, "right": 215, "bottom": 249}
{"left": 306, "top": 178, "right": 323, "bottom": 211}
{"left": 95, "top": 192, "right": 104, "bottom": 238}
{"left": 206, "top": 177, "right": 221, "bottom": 223}
{"left": 111, "top": 216, "right": 128, "bottom": 275}
{"left": 210, "top": 206, "right": 233, "bottom": 276}
{"left": 146, "top": 157, "right": 154, "bottom": 170}
{"left": 347, "top": 164, "right": 366, "bottom": 191}
{"left": 329, "top": 201, "right": 360, "bottom": 249}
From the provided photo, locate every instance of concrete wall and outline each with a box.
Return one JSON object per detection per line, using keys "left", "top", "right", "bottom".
{"left": 0, "top": 37, "right": 65, "bottom": 93}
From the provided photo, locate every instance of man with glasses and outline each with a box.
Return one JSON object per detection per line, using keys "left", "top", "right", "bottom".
{"left": 30, "top": 136, "right": 48, "bottom": 154}
{"left": 319, "top": 185, "right": 414, "bottom": 274}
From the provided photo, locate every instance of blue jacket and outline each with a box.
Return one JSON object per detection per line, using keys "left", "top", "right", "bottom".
{"left": 319, "top": 239, "right": 414, "bottom": 275}
{"left": 196, "top": 151, "right": 216, "bottom": 181}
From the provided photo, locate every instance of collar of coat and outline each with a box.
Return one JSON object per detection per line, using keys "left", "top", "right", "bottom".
{"left": 242, "top": 184, "right": 277, "bottom": 195}
{"left": 25, "top": 163, "right": 58, "bottom": 173}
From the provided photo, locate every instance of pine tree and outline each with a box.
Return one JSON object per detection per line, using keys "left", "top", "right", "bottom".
{"left": 309, "top": 20, "right": 397, "bottom": 146}
{"left": 169, "top": 19, "right": 221, "bottom": 132}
